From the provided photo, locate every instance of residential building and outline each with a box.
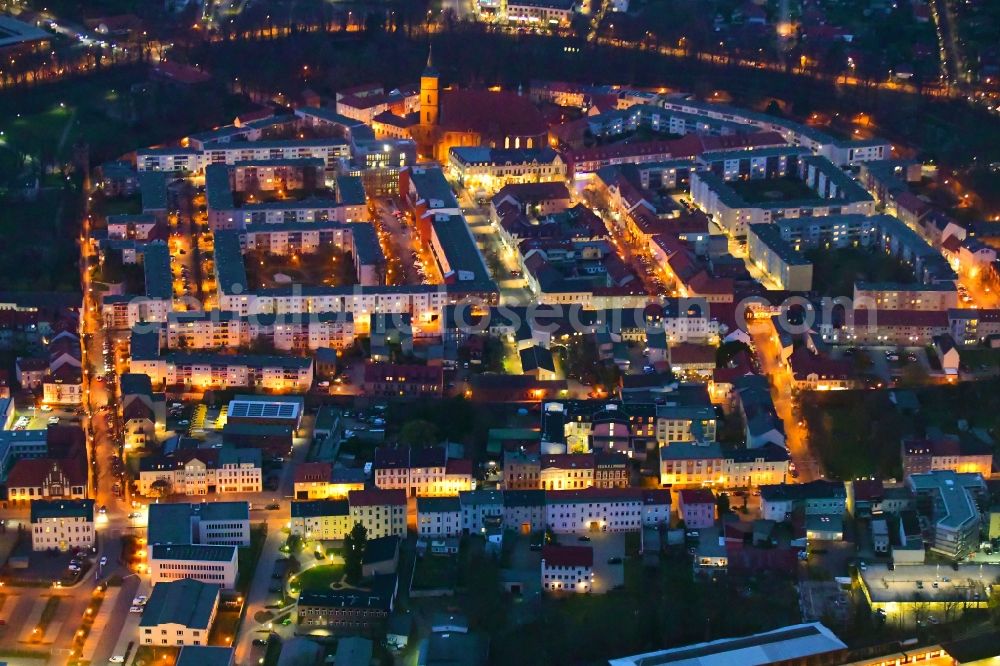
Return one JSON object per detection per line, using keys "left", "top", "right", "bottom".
{"left": 373, "top": 446, "right": 474, "bottom": 497}
{"left": 290, "top": 499, "right": 352, "bottom": 541}
{"left": 723, "top": 444, "right": 790, "bottom": 488}
{"left": 659, "top": 442, "right": 725, "bottom": 487}
{"left": 363, "top": 363, "right": 444, "bottom": 398}
{"left": 539, "top": 454, "right": 595, "bottom": 490}
{"left": 594, "top": 452, "right": 630, "bottom": 489}
{"left": 293, "top": 462, "right": 366, "bottom": 500}
{"left": 901, "top": 436, "right": 994, "bottom": 478}
{"left": 30, "top": 499, "right": 95, "bottom": 551}
{"left": 854, "top": 282, "right": 958, "bottom": 312}
{"left": 137, "top": 448, "right": 262, "bottom": 497}
{"left": 502, "top": 450, "right": 541, "bottom": 490}
{"left": 140, "top": 578, "right": 220, "bottom": 647}
{"left": 678, "top": 488, "right": 716, "bottom": 529}
{"left": 541, "top": 545, "right": 594, "bottom": 593}
{"left": 543, "top": 487, "right": 670, "bottom": 533}
{"left": 759, "top": 481, "right": 847, "bottom": 521}
{"left": 459, "top": 490, "right": 504, "bottom": 534}
{"left": 348, "top": 489, "right": 408, "bottom": 539}
{"left": 417, "top": 496, "right": 462, "bottom": 537}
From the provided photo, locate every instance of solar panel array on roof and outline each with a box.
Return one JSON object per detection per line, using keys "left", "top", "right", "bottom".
{"left": 228, "top": 400, "right": 299, "bottom": 420}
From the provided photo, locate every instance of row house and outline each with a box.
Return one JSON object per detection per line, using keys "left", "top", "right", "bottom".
{"left": 416, "top": 496, "right": 463, "bottom": 537}
{"left": 373, "top": 446, "right": 473, "bottom": 497}
{"left": 459, "top": 490, "right": 504, "bottom": 534}
{"left": 293, "top": 462, "right": 366, "bottom": 500}
{"left": 759, "top": 481, "right": 847, "bottom": 522}
{"left": 289, "top": 490, "right": 408, "bottom": 541}
{"left": 815, "top": 309, "right": 950, "bottom": 346}
{"left": 901, "top": 437, "right": 993, "bottom": 478}
{"left": 543, "top": 488, "right": 671, "bottom": 534}
{"left": 136, "top": 447, "right": 262, "bottom": 497}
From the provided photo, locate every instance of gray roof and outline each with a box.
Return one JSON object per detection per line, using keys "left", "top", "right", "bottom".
{"left": 30, "top": 499, "right": 94, "bottom": 523}
{"left": 139, "top": 171, "right": 169, "bottom": 211}
{"left": 148, "top": 503, "right": 195, "bottom": 545}
{"left": 150, "top": 544, "right": 237, "bottom": 563}
{"left": 199, "top": 501, "right": 250, "bottom": 523}
{"left": 407, "top": 167, "right": 458, "bottom": 210}
{"left": 417, "top": 496, "right": 462, "bottom": 513}
{"left": 608, "top": 622, "right": 846, "bottom": 666}
{"left": 142, "top": 241, "right": 173, "bottom": 300}
{"left": 336, "top": 175, "right": 367, "bottom": 207}
{"left": 176, "top": 646, "right": 234, "bottom": 666}
{"left": 140, "top": 578, "right": 219, "bottom": 629}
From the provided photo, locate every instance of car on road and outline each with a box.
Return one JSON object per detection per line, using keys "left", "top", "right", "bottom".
{"left": 252, "top": 638, "right": 269, "bottom": 646}
{"left": 109, "top": 656, "right": 125, "bottom": 663}
{"left": 129, "top": 606, "right": 143, "bottom": 614}
{"left": 607, "top": 557, "right": 623, "bottom": 564}
{"left": 577, "top": 535, "right": 591, "bottom": 542}
{"left": 100, "top": 556, "right": 107, "bottom": 566}
{"left": 133, "top": 595, "right": 148, "bottom": 605}
{"left": 265, "top": 503, "right": 280, "bottom": 511}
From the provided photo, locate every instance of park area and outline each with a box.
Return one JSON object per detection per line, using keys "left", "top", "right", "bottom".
{"left": 293, "top": 564, "right": 346, "bottom": 592}
{"left": 728, "top": 176, "right": 818, "bottom": 203}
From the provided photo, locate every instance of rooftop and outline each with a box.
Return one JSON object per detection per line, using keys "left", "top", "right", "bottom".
{"left": 608, "top": 622, "right": 847, "bottom": 666}
{"left": 150, "top": 544, "right": 237, "bottom": 563}
{"left": 140, "top": 578, "right": 219, "bottom": 629}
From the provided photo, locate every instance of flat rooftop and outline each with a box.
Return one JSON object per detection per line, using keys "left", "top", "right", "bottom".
{"left": 859, "top": 563, "right": 1000, "bottom": 604}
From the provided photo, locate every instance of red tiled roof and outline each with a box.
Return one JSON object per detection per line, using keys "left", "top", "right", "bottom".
{"left": 846, "top": 309, "right": 949, "bottom": 328}
{"left": 348, "top": 489, "right": 407, "bottom": 507}
{"left": 294, "top": 462, "right": 332, "bottom": 484}
{"left": 6, "top": 457, "right": 86, "bottom": 488}
{"left": 439, "top": 89, "right": 548, "bottom": 137}
{"left": 445, "top": 459, "right": 473, "bottom": 476}
{"left": 789, "top": 349, "right": 855, "bottom": 381}
{"left": 679, "top": 488, "right": 716, "bottom": 505}
{"left": 669, "top": 343, "right": 717, "bottom": 366}
{"left": 542, "top": 544, "right": 593, "bottom": 568}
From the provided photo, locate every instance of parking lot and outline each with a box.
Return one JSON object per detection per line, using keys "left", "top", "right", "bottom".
{"left": 824, "top": 345, "right": 935, "bottom": 383}
{"left": 583, "top": 532, "right": 627, "bottom": 593}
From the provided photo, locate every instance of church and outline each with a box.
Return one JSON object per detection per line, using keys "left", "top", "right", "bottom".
{"left": 409, "top": 49, "right": 548, "bottom": 163}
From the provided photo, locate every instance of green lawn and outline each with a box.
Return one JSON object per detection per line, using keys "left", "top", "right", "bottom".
{"left": 411, "top": 555, "right": 458, "bottom": 591}
{"left": 728, "top": 176, "right": 819, "bottom": 203}
{"left": 293, "top": 563, "right": 345, "bottom": 592}
{"left": 237, "top": 524, "right": 268, "bottom": 593}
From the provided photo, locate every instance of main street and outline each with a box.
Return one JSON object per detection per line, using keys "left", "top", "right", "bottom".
{"left": 747, "top": 320, "right": 822, "bottom": 483}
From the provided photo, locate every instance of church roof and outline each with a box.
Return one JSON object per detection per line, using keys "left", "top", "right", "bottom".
{"left": 438, "top": 89, "right": 547, "bottom": 138}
